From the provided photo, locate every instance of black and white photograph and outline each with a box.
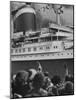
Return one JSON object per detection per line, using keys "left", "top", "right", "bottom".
{"left": 10, "top": 1, "right": 74, "bottom": 99}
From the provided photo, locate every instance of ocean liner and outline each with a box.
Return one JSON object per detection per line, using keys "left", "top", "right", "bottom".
{"left": 11, "top": 3, "right": 74, "bottom": 61}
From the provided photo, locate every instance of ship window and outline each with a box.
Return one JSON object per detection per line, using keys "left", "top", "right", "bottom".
{"left": 41, "top": 54, "right": 44, "bottom": 56}
{"left": 11, "top": 49, "right": 13, "bottom": 53}
{"left": 19, "top": 49, "right": 21, "bottom": 53}
{"left": 61, "top": 53, "right": 63, "bottom": 55}
{"left": 29, "top": 55, "right": 32, "bottom": 57}
{"left": 47, "top": 54, "right": 49, "bottom": 56}
{"left": 58, "top": 36, "right": 64, "bottom": 40}
{"left": 54, "top": 46, "right": 55, "bottom": 48}
{"left": 15, "top": 49, "right": 18, "bottom": 53}
{"left": 46, "top": 46, "right": 50, "bottom": 50}
{"left": 54, "top": 46, "right": 58, "bottom": 48}
{"left": 57, "top": 53, "right": 59, "bottom": 56}
{"left": 52, "top": 36, "right": 57, "bottom": 41}
{"left": 39, "top": 46, "right": 43, "bottom": 50}
{"left": 28, "top": 48, "right": 31, "bottom": 52}
{"left": 71, "top": 53, "right": 72, "bottom": 55}
{"left": 52, "top": 54, "right": 54, "bottom": 56}
{"left": 33, "top": 47, "right": 37, "bottom": 51}
{"left": 34, "top": 39, "right": 38, "bottom": 43}
{"left": 23, "top": 48, "right": 25, "bottom": 52}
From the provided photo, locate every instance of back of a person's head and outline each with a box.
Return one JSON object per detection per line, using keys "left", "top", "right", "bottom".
{"left": 65, "top": 75, "right": 74, "bottom": 83}
{"left": 52, "top": 86, "right": 58, "bottom": 96}
{"left": 51, "top": 75, "right": 61, "bottom": 86}
{"left": 32, "top": 72, "right": 44, "bottom": 89}
{"left": 44, "top": 71, "right": 49, "bottom": 77}
{"left": 58, "top": 81, "right": 74, "bottom": 95}
{"left": 64, "top": 81, "right": 74, "bottom": 94}
{"left": 15, "top": 70, "right": 29, "bottom": 86}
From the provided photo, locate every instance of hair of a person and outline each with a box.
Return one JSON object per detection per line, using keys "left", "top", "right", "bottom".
{"left": 32, "top": 72, "right": 44, "bottom": 89}
{"left": 64, "top": 81, "right": 74, "bottom": 94}
{"left": 51, "top": 75, "right": 61, "bottom": 86}
{"left": 15, "top": 70, "right": 29, "bottom": 85}
{"left": 65, "top": 75, "right": 74, "bottom": 83}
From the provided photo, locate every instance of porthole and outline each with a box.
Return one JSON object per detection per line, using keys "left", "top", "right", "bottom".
{"left": 53, "top": 46, "right": 58, "bottom": 48}
{"left": 61, "top": 53, "right": 63, "bottom": 55}
{"left": 71, "top": 53, "right": 72, "bottom": 55}
{"left": 28, "top": 48, "right": 31, "bottom": 52}
{"left": 41, "top": 54, "right": 44, "bottom": 56}
{"left": 39, "top": 46, "right": 43, "bottom": 50}
{"left": 19, "top": 49, "right": 21, "bottom": 53}
{"left": 67, "top": 53, "right": 69, "bottom": 55}
{"left": 57, "top": 53, "right": 59, "bottom": 56}
{"left": 46, "top": 46, "right": 50, "bottom": 50}
{"left": 54, "top": 46, "right": 55, "bottom": 48}
{"left": 33, "top": 47, "right": 37, "bottom": 51}
{"left": 11, "top": 49, "right": 13, "bottom": 53}
{"left": 15, "top": 49, "right": 18, "bottom": 53}
{"left": 23, "top": 48, "right": 25, "bottom": 52}
{"left": 47, "top": 54, "right": 49, "bottom": 56}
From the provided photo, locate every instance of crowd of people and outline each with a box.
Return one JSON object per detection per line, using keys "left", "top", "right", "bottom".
{"left": 11, "top": 62, "right": 74, "bottom": 99}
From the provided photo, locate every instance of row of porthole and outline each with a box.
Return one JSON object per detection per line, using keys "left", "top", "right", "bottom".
{"left": 12, "top": 52, "right": 73, "bottom": 59}
{"left": 11, "top": 47, "right": 41, "bottom": 53}
{"left": 11, "top": 45, "right": 60, "bottom": 53}
{"left": 33, "top": 52, "right": 73, "bottom": 57}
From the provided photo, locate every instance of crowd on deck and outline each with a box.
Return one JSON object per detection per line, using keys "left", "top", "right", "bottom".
{"left": 11, "top": 62, "right": 74, "bottom": 99}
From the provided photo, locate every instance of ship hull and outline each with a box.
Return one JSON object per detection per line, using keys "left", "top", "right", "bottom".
{"left": 11, "top": 49, "right": 73, "bottom": 61}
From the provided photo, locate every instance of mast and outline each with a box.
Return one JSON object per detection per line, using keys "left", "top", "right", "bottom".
{"left": 52, "top": 4, "right": 63, "bottom": 26}
{"left": 52, "top": 5, "right": 63, "bottom": 41}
